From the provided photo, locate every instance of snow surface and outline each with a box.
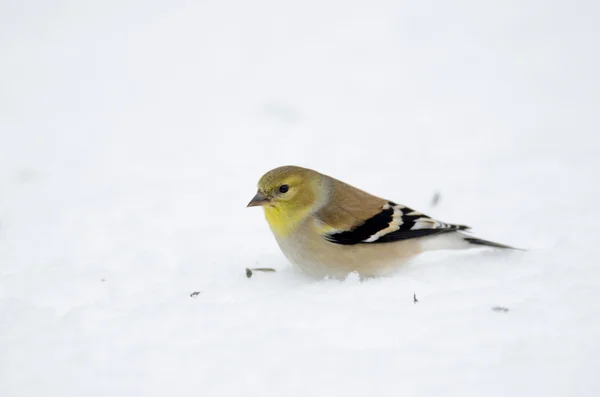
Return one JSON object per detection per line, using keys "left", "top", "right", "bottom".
{"left": 1, "top": 1, "right": 600, "bottom": 396}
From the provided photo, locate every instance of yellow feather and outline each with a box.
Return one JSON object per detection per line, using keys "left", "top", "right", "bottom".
{"left": 263, "top": 204, "right": 310, "bottom": 237}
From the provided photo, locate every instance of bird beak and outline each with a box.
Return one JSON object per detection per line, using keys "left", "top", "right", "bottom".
{"left": 247, "top": 191, "right": 270, "bottom": 207}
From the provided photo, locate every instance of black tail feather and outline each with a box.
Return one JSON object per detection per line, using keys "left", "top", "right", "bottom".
{"left": 463, "top": 237, "right": 524, "bottom": 251}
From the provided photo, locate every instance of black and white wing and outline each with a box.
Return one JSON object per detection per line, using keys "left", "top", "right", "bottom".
{"left": 324, "top": 202, "right": 469, "bottom": 245}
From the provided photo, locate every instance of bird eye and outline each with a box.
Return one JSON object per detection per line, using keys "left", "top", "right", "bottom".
{"left": 279, "top": 184, "right": 289, "bottom": 193}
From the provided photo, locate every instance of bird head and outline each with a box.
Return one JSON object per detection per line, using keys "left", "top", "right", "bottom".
{"left": 247, "top": 166, "right": 323, "bottom": 235}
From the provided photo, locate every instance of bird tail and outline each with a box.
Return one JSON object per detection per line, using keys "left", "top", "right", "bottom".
{"left": 420, "top": 232, "right": 522, "bottom": 252}
{"left": 462, "top": 237, "right": 520, "bottom": 250}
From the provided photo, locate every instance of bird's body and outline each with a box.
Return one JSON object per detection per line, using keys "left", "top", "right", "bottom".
{"left": 248, "top": 165, "right": 516, "bottom": 278}
{"left": 271, "top": 215, "right": 423, "bottom": 278}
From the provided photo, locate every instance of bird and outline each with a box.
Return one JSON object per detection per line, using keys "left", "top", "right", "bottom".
{"left": 247, "top": 165, "right": 518, "bottom": 279}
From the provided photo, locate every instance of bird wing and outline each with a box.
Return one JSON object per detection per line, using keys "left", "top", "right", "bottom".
{"left": 324, "top": 202, "right": 469, "bottom": 245}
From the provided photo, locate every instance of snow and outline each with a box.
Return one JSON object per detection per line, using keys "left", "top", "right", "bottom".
{"left": 1, "top": 0, "right": 599, "bottom": 396}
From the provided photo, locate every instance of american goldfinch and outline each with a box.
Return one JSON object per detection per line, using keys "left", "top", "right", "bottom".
{"left": 247, "top": 165, "right": 517, "bottom": 278}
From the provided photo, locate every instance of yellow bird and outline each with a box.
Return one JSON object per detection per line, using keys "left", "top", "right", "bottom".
{"left": 247, "top": 165, "right": 517, "bottom": 278}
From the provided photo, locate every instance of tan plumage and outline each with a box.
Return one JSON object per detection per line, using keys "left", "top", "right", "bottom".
{"left": 247, "top": 165, "right": 516, "bottom": 279}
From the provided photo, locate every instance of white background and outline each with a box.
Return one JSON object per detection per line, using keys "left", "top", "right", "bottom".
{"left": 1, "top": 1, "right": 599, "bottom": 396}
